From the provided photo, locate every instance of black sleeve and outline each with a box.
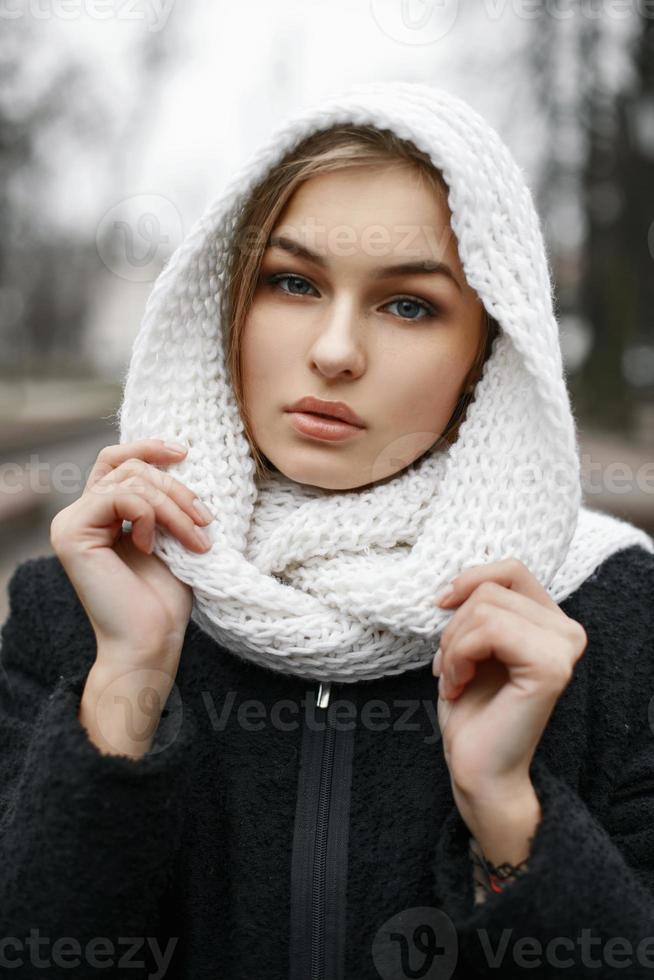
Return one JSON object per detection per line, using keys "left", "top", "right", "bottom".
{"left": 430, "top": 540, "right": 654, "bottom": 980}
{"left": 433, "top": 743, "right": 654, "bottom": 978}
{"left": 0, "top": 558, "right": 196, "bottom": 978}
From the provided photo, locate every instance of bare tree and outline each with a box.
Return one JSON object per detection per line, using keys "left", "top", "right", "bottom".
{"left": 0, "top": 16, "right": 178, "bottom": 375}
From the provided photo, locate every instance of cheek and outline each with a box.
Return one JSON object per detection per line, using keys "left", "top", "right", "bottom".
{"left": 240, "top": 310, "right": 305, "bottom": 441}
{"left": 241, "top": 309, "right": 294, "bottom": 391}
{"left": 383, "top": 346, "right": 466, "bottom": 428}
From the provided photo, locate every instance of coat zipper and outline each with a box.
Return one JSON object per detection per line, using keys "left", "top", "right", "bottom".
{"left": 311, "top": 681, "right": 334, "bottom": 980}
{"left": 289, "top": 679, "right": 354, "bottom": 980}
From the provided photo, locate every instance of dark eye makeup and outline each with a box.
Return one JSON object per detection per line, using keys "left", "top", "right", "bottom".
{"left": 260, "top": 272, "right": 442, "bottom": 323}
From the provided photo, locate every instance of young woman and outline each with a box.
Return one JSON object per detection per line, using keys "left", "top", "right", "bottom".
{"left": 2, "top": 81, "right": 653, "bottom": 979}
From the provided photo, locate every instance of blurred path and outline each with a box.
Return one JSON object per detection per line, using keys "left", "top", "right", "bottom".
{"left": 0, "top": 379, "right": 120, "bottom": 622}
{"left": 579, "top": 430, "right": 654, "bottom": 536}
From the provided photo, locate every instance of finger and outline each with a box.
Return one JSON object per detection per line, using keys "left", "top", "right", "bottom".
{"left": 86, "top": 438, "right": 188, "bottom": 490}
{"left": 438, "top": 655, "right": 507, "bottom": 703}
{"left": 439, "top": 581, "right": 565, "bottom": 658}
{"left": 91, "top": 456, "right": 214, "bottom": 527}
{"left": 52, "top": 486, "right": 157, "bottom": 556}
{"left": 434, "top": 557, "right": 560, "bottom": 613}
{"left": 85, "top": 475, "right": 212, "bottom": 554}
{"left": 441, "top": 606, "right": 576, "bottom": 694}
{"left": 109, "top": 490, "right": 156, "bottom": 553}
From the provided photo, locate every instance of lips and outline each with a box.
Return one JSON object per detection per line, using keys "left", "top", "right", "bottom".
{"left": 308, "top": 410, "right": 350, "bottom": 422}
{"left": 285, "top": 395, "right": 365, "bottom": 428}
{"left": 286, "top": 411, "right": 365, "bottom": 442}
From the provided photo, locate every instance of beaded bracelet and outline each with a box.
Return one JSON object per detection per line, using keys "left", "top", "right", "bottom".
{"left": 469, "top": 836, "right": 532, "bottom": 896}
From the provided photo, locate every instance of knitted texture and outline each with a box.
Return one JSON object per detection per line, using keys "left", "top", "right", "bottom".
{"left": 117, "top": 80, "right": 653, "bottom": 683}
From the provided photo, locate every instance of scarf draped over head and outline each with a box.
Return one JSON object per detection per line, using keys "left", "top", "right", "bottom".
{"left": 117, "top": 81, "right": 653, "bottom": 683}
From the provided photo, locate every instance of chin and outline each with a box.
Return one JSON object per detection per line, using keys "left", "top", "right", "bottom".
{"left": 268, "top": 451, "right": 369, "bottom": 492}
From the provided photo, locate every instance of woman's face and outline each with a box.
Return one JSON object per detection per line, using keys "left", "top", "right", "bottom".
{"left": 240, "top": 163, "right": 486, "bottom": 491}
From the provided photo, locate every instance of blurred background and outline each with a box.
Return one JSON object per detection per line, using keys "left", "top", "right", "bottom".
{"left": 1, "top": 0, "right": 653, "bottom": 619}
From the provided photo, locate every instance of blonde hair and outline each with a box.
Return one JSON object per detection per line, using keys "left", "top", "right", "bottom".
{"left": 224, "top": 124, "right": 500, "bottom": 480}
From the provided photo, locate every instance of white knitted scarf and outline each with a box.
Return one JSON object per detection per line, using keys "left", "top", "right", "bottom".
{"left": 117, "top": 80, "right": 653, "bottom": 683}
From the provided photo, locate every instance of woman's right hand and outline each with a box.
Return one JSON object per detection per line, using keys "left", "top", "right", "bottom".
{"left": 50, "top": 438, "right": 214, "bottom": 677}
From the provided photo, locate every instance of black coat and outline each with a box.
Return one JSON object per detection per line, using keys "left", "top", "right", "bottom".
{"left": 1, "top": 544, "right": 654, "bottom": 979}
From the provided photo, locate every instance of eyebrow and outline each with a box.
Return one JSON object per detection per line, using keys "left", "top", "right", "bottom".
{"left": 266, "top": 234, "right": 462, "bottom": 292}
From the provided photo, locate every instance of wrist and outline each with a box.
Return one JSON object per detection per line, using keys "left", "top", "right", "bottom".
{"left": 94, "top": 641, "right": 181, "bottom": 686}
{"left": 469, "top": 836, "right": 531, "bottom": 899}
{"left": 87, "top": 655, "right": 177, "bottom": 706}
{"left": 455, "top": 782, "right": 541, "bottom": 868}
{"left": 80, "top": 661, "right": 175, "bottom": 759}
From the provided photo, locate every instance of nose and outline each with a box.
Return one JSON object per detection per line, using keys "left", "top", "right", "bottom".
{"left": 308, "top": 295, "right": 366, "bottom": 380}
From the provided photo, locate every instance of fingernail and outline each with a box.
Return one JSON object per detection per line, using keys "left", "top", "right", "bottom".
{"left": 434, "top": 583, "right": 454, "bottom": 605}
{"left": 194, "top": 526, "right": 212, "bottom": 549}
{"left": 192, "top": 498, "right": 214, "bottom": 523}
{"left": 164, "top": 441, "right": 187, "bottom": 453}
{"left": 432, "top": 648, "right": 442, "bottom": 676}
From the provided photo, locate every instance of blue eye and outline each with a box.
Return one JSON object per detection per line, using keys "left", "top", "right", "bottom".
{"left": 384, "top": 297, "right": 437, "bottom": 321}
{"left": 263, "top": 274, "right": 438, "bottom": 322}
{"left": 265, "top": 273, "right": 318, "bottom": 296}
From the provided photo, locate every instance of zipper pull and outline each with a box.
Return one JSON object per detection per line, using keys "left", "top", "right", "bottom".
{"left": 316, "top": 681, "right": 331, "bottom": 709}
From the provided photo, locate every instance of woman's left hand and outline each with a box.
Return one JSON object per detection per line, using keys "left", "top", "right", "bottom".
{"left": 433, "top": 557, "right": 588, "bottom": 806}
